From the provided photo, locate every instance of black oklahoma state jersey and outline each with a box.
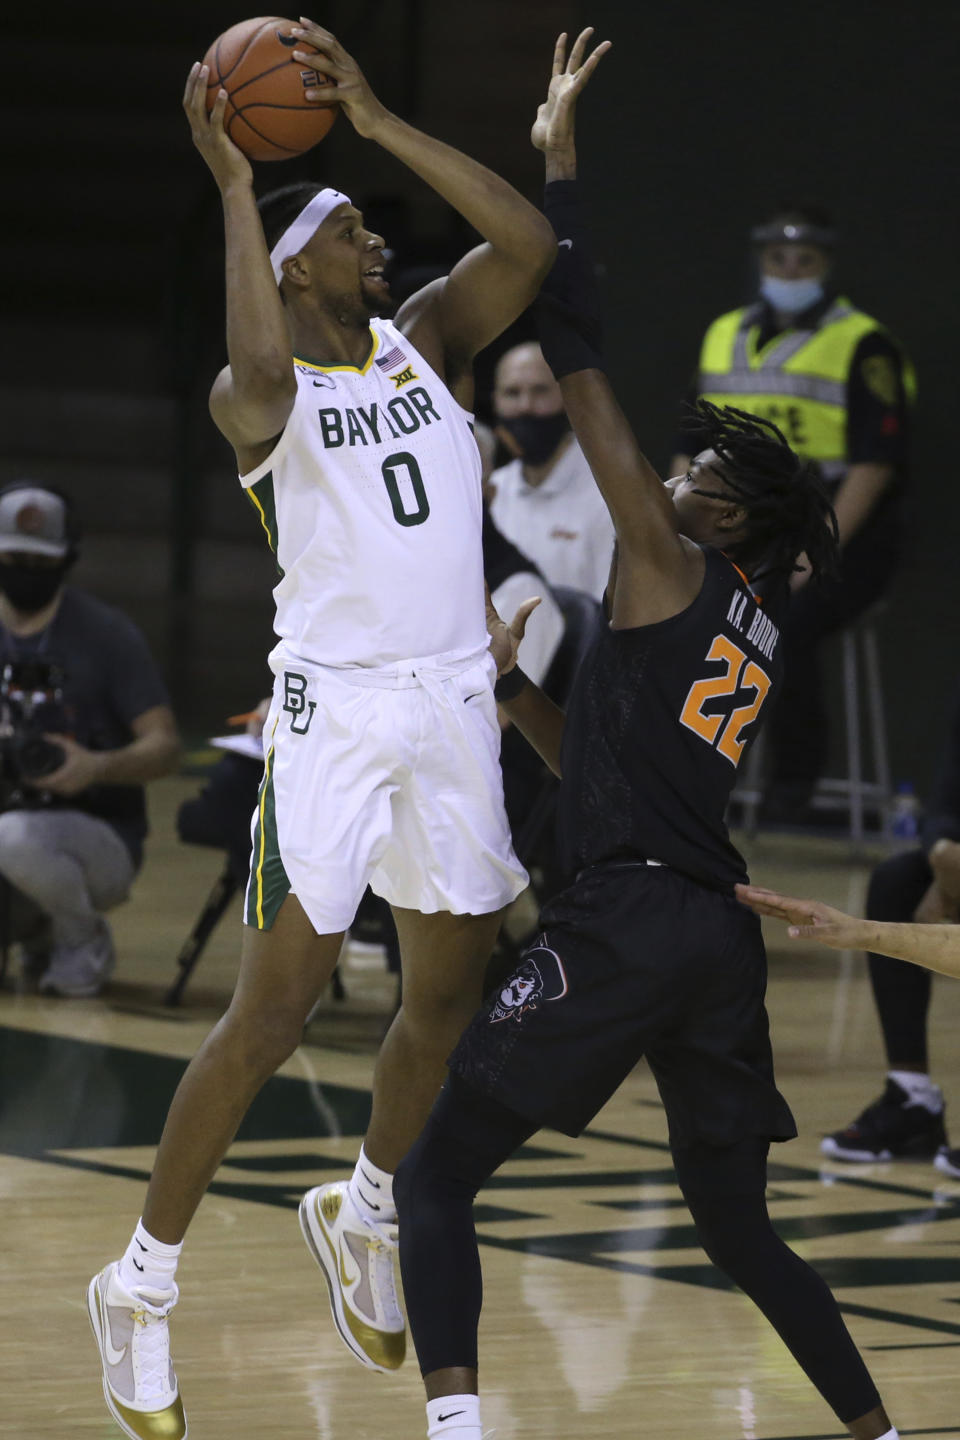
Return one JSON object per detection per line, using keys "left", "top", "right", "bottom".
{"left": 556, "top": 545, "right": 782, "bottom": 891}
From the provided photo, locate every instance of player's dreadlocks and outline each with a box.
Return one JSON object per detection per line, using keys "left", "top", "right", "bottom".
{"left": 686, "top": 400, "right": 839, "bottom": 590}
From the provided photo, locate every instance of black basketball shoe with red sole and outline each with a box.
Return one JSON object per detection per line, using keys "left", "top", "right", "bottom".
{"left": 821, "top": 1078, "right": 947, "bottom": 1162}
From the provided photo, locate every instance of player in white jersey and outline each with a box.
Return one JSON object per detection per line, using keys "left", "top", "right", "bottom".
{"left": 87, "top": 20, "right": 556, "bottom": 1440}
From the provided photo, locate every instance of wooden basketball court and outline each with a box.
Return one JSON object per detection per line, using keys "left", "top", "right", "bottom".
{"left": 3, "top": 776, "right": 959, "bottom": 1438}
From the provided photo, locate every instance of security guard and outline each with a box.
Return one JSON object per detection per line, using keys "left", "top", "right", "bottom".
{"left": 672, "top": 204, "right": 914, "bottom": 818}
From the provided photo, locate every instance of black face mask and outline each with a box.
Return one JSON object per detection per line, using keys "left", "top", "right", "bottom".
{"left": 0, "top": 560, "right": 71, "bottom": 615}
{"left": 498, "top": 411, "right": 570, "bottom": 466}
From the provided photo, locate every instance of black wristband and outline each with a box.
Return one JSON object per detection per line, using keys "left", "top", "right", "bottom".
{"left": 494, "top": 666, "right": 529, "bottom": 704}
{"left": 543, "top": 179, "right": 584, "bottom": 241}
{"left": 537, "top": 179, "right": 604, "bottom": 380}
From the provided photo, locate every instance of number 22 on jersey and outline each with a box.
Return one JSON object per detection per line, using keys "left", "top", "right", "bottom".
{"left": 679, "top": 635, "right": 771, "bottom": 767}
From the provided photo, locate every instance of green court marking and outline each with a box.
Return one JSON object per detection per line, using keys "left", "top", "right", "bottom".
{"left": 476, "top": 1230, "right": 960, "bottom": 1339}
{"left": 591, "top": 1194, "right": 703, "bottom": 1213}
{"left": 28, "top": 1145, "right": 960, "bottom": 1344}
{"left": 867, "top": 1339, "right": 960, "bottom": 1350}
{"left": 485, "top": 1164, "right": 682, "bottom": 1189}
{"left": 216, "top": 1140, "right": 571, "bottom": 1174}
{"left": 757, "top": 1430, "right": 957, "bottom": 1439}
{"left": 0, "top": 1024, "right": 371, "bottom": 1155}
{"left": 32, "top": 1152, "right": 539, "bottom": 1226}
{"left": 833, "top": 1299, "right": 960, "bottom": 1337}
{"left": 8, "top": 1022, "right": 960, "bottom": 1352}
{"left": 595, "top": 1188, "right": 807, "bottom": 1209}
{"left": 583, "top": 1125, "right": 672, "bottom": 1152}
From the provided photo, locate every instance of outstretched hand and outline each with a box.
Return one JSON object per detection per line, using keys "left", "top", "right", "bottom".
{"left": 291, "top": 17, "right": 389, "bottom": 138}
{"left": 486, "top": 588, "right": 541, "bottom": 677}
{"left": 531, "top": 28, "right": 612, "bottom": 157}
{"left": 735, "top": 884, "right": 866, "bottom": 950}
{"left": 182, "top": 62, "right": 253, "bottom": 190}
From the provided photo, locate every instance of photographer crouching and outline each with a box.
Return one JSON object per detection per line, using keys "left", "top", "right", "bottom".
{"left": 0, "top": 484, "right": 180, "bottom": 996}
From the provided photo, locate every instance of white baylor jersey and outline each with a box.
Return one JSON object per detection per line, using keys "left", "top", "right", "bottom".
{"left": 240, "top": 317, "right": 487, "bottom": 668}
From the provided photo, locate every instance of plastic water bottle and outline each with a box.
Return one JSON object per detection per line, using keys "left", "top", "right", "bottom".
{"left": 889, "top": 780, "right": 921, "bottom": 850}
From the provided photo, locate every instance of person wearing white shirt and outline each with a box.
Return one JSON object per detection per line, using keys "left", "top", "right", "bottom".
{"left": 489, "top": 341, "right": 614, "bottom": 601}
{"left": 475, "top": 420, "right": 564, "bottom": 686}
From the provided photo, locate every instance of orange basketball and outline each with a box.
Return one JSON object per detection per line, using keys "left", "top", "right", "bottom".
{"left": 202, "top": 16, "right": 339, "bottom": 162}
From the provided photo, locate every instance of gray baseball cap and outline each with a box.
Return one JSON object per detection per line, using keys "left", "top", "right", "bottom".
{"left": 0, "top": 486, "right": 72, "bottom": 558}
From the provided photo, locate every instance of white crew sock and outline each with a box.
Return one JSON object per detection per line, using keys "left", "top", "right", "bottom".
{"left": 118, "top": 1218, "right": 182, "bottom": 1295}
{"left": 426, "top": 1394, "right": 481, "bottom": 1439}
{"left": 889, "top": 1069, "right": 943, "bottom": 1112}
{"left": 874, "top": 1428, "right": 899, "bottom": 1440}
{"left": 348, "top": 1145, "right": 397, "bottom": 1224}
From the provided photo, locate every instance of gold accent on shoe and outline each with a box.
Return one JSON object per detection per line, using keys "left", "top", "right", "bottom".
{"left": 341, "top": 1300, "right": 406, "bottom": 1370}
{"left": 108, "top": 1392, "right": 187, "bottom": 1440}
{"left": 320, "top": 1188, "right": 344, "bottom": 1226}
{"left": 90, "top": 1268, "right": 186, "bottom": 1440}
{"left": 304, "top": 1187, "right": 406, "bottom": 1371}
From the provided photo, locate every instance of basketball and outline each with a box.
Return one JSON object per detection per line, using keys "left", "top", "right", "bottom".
{"left": 202, "top": 16, "right": 338, "bottom": 162}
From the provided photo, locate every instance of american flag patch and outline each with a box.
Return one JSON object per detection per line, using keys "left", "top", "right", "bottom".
{"left": 375, "top": 345, "right": 407, "bottom": 371}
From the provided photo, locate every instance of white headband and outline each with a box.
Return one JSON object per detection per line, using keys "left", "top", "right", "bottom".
{"left": 269, "top": 188, "right": 352, "bottom": 284}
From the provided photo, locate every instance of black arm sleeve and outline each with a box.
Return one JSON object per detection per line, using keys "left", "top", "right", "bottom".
{"left": 845, "top": 331, "right": 910, "bottom": 467}
{"left": 536, "top": 179, "right": 604, "bottom": 379}
{"left": 922, "top": 681, "right": 960, "bottom": 851}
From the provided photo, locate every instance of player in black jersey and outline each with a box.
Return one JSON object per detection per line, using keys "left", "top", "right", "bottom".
{"left": 393, "top": 32, "right": 898, "bottom": 1440}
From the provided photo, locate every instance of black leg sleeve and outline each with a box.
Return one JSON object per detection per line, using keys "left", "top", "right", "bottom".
{"left": 673, "top": 1140, "right": 881, "bottom": 1426}
{"left": 866, "top": 848, "right": 934, "bottom": 1069}
{"left": 395, "top": 1075, "right": 537, "bottom": 1377}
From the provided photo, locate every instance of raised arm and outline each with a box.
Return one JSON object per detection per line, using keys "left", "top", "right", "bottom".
{"left": 532, "top": 34, "right": 704, "bottom": 625}
{"left": 291, "top": 19, "right": 557, "bottom": 379}
{"left": 182, "top": 65, "right": 297, "bottom": 456}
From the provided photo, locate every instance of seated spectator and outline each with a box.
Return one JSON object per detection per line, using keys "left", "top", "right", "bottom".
{"left": 488, "top": 341, "right": 614, "bottom": 602}
{"left": 671, "top": 205, "right": 914, "bottom": 819}
{"left": 177, "top": 752, "right": 263, "bottom": 888}
{"left": 177, "top": 701, "right": 402, "bottom": 978}
{"left": 0, "top": 483, "right": 180, "bottom": 996}
{"left": 807, "top": 679, "right": 960, "bottom": 1179}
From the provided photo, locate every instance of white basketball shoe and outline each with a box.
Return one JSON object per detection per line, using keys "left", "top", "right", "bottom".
{"left": 88, "top": 1261, "right": 186, "bottom": 1439}
{"left": 299, "top": 1180, "right": 406, "bottom": 1371}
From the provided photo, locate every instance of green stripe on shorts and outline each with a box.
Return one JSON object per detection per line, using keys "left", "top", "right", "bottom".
{"left": 245, "top": 741, "right": 290, "bottom": 930}
{"left": 246, "top": 471, "right": 284, "bottom": 576}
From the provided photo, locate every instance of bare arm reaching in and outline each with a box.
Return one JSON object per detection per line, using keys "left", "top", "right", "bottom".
{"left": 735, "top": 884, "right": 960, "bottom": 979}
{"left": 485, "top": 586, "right": 566, "bottom": 777}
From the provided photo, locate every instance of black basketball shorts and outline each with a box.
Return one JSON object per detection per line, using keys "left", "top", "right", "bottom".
{"left": 449, "top": 862, "right": 797, "bottom": 1147}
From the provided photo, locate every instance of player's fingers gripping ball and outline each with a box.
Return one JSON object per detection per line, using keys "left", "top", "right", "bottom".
{"left": 202, "top": 15, "right": 339, "bottom": 161}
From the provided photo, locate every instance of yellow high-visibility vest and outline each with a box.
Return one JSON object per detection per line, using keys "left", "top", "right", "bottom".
{"left": 697, "top": 298, "right": 915, "bottom": 479}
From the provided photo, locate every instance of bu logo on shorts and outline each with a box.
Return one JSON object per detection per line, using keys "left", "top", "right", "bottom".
{"left": 283, "top": 672, "right": 317, "bottom": 735}
{"left": 489, "top": 943, "right": 568, "bottom": 1024}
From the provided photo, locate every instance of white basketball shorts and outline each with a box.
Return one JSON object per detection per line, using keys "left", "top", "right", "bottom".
{"left": 244, "top": 645, "right": 528, "bottom": 934}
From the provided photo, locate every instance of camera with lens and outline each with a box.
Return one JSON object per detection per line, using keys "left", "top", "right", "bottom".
{"left": 0, "top": 659, "right": 69, "bottom": 799}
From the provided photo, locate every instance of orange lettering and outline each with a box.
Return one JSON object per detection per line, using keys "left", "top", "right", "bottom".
{"left": 680, "top": 636, "right": 772, "bottom": 769}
